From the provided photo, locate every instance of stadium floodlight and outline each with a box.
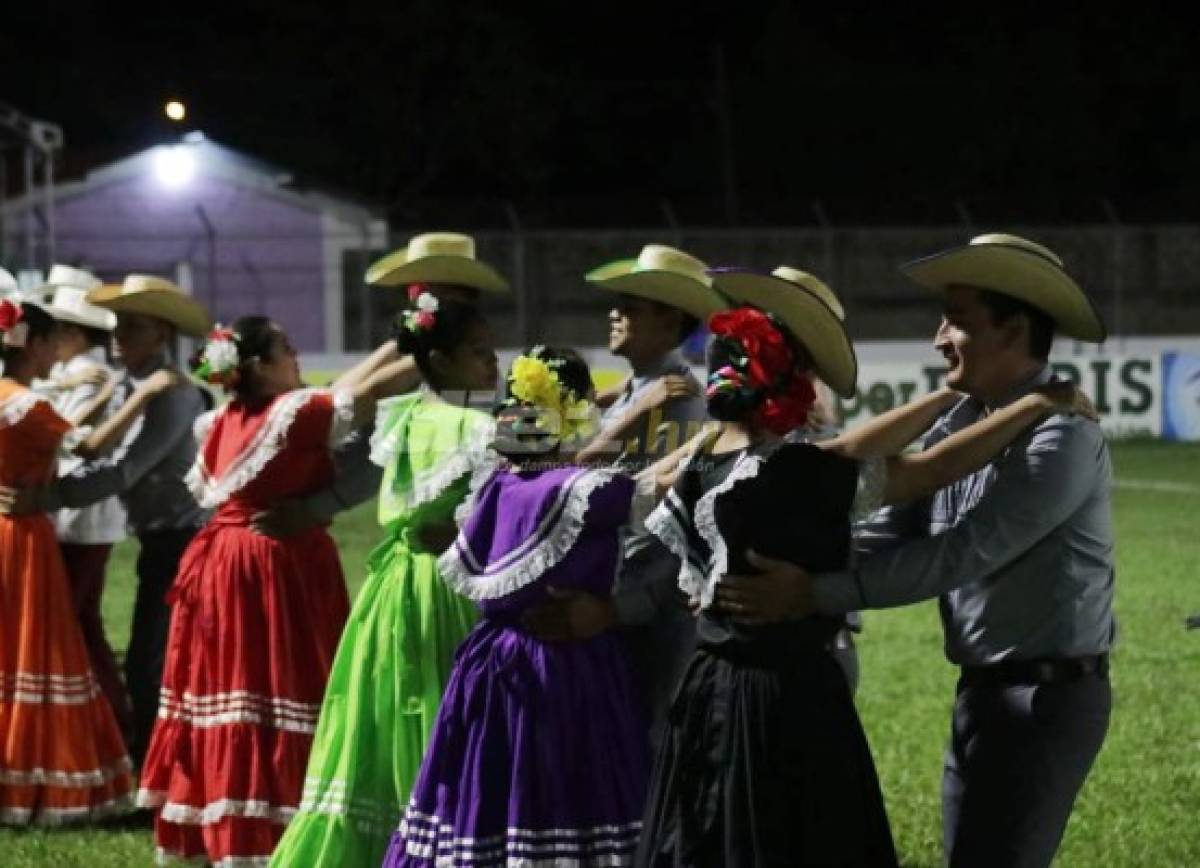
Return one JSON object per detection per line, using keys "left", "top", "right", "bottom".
{"left": 153, "top": 144, "right": 196, "bottom": 189}
{"left": 165, "top": 100, "right": 187, "bottom": 122}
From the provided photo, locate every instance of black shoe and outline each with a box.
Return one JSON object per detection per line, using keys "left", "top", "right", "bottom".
{"left": 99, "top": 807, "right": 155, "bottom": 829}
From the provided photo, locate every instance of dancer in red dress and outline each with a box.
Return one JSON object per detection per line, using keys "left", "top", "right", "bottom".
{"left": 136, "top": 316, "right": 419, "bottom": 865}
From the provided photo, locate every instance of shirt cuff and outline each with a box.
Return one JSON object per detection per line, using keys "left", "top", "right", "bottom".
{"left": 611, "top": 587, "right": 658, "bottom": 628}
{"left": 812, "top": 569, "right": 866, "bottom": 615}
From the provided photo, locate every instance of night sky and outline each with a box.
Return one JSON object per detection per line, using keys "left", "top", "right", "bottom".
{"left": 4, "top": 2, "right": 1195, "bottom": 226}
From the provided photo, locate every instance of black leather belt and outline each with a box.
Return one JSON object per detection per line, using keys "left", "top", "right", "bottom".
{"left": 960, "top": 654, "right": 1109, "bottom": 688}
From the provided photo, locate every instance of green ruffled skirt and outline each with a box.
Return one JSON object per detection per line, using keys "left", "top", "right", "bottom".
{"left": 270, "top": 528, "right": 478, "bottom": 867}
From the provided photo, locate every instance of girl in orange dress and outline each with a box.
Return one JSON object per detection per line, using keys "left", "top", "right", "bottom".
{"left": 0, "top": 300, "right": 172, "bottom": 825}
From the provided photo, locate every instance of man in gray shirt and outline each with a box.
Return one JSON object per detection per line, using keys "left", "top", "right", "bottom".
{"left": 717, "top": 235, "right": 1114, "bottom": 868}
{"left": 1, "top": 276, "right": 213, "bottom": 765}
{"left": 526, "top": 244, "right": 727, "bottom": 748}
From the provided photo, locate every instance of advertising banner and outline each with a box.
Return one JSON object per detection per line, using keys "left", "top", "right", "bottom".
{"left": 1162, "top": 353, "right": 1200, "bottom": 441}
{"left": 836, "top": 355, "right": 1164, "bottom": 438}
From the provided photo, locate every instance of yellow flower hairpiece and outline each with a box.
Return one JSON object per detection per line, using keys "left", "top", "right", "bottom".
{"left": 506, "top": 350, "right": 598, "bottom": 445}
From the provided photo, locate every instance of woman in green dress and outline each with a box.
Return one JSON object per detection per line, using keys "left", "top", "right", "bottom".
{"left": 271, "top": 294, "right": 499, "bottom": 867}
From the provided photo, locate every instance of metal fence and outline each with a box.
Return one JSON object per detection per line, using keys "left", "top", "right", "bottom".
{"left": 343, "top": 224, "right": 1200, "bottom": 351}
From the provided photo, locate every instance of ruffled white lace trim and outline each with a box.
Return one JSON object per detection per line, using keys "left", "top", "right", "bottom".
{"left": 627, "top": 472, "right": 659, "bottom": 533}
{"left": 185, "top": 387, "right": 330, "bottom": 509}
{"left": 0, "top": 793, "right": 134, "bottom": 827}
{"left": 136, "top": 792, "right": 296, "bottom": 826}
{"left": 692, "top": 450, "right": 777, "bottom": 607}
{"left": 0, "top": 390, "right": 45, "bottom": 430}
{"left": 58, "top": 424, "right": 92, "bottom": 456}
{"left": 329, "top": 388, "right": 356, "bottom": 447}
{"left": 438, "top": 468, "right": 621, "bottom": 601}
{"left": 851, "top": 455, "right": 888, "bottom": 520}
{"left": 647, "top": 443, "right": 784, "bottom": 608}
{"left": 192, "top": 408, "right": 217, "bottom": 445}
{"left": 644, "top": 494, "right": 706, "bottom": 597}
{"left": 298, "top": 777, "right": 399, "bottom": 832}
{"left": 400, "top": 806, "right": 640, "bottom": 864}
{"left": 370, "top": 395, "right": 498, "bottom": 513}
{"left": 0, "top": 756, "right": 131, "bottom": 788}
{"left": 367, "top": 393, "right": 429, "bottom": 468}
{"left": 453, "top": 451, "right": 504, "bottom": 527}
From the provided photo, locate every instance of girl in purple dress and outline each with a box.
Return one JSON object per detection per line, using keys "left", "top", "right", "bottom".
{"left": 384, "top": 347, "right": 651, "bottom": 867}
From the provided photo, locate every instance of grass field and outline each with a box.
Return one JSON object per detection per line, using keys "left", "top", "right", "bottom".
{"left": 3, "top": 441, "right": 1199, "bottom": 867}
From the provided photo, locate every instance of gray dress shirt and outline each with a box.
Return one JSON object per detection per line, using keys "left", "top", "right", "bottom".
{"left": 607, "top": 350, "right": 708, "bottom": 627}
{"left": 48, "top": 353, "right": 208, "bottom": 534}
{"left": 814, "top": 367, "right": 1117, "bottom": 665}
{"left": 602, "top": 349, "right": 706, "bottom": 470}
{"left": 299, "top": 425, "right": 384, "bottom": 523}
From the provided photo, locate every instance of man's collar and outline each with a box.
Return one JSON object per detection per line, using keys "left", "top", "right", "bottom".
{"left": 128, "top": 351, "right": 169, "bottom": 381}
{"left": 986, "top": 365, "right": 1052, "bottom": 411}
{"left": 82, "top": 346, "right": 108, "bottom": 365}
{"left": 630, "top": 349, "right": 686, "bottom": 382}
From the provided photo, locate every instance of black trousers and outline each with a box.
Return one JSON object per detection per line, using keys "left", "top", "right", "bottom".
{"left": 126, "top": 526, "right": 199, "bottom": 766}
{"left": 942, "top": 672, "right": 1112, "bottom": 868}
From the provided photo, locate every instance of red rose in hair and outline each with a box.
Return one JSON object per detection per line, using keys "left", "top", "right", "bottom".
{"left": 0, "top": 300, "right": 22, "bottom": 332}
{"left": 413, "top": 310, "right": 436, "bottom": 330}
{"left": 755, "top": 374, "right": 817, "bottom": 435}
{"left": 408, "top": 283, "right": 429, "bottom": 302}
{"left": 709, "top": 307, "right": 793, "bottom": 387}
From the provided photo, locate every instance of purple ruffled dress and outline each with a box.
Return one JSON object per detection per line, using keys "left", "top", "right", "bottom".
{"left": 383, "top": 464, "right": 650, "bottom": 867}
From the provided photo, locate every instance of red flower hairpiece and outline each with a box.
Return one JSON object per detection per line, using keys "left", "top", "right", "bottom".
{"left": 0, "top": 299, "right": 23, "bottom": 332}
{"left": 707, "top": 306, "right": 816, "bottom": 435}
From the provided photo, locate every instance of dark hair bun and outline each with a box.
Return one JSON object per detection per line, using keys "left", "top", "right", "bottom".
{"left": 390, "top": 297, "right": 484, "bottom": 390}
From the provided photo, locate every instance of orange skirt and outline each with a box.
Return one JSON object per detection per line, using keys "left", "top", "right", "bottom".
{"left": 0, "top": 513, "right": 134, "bottom": 825}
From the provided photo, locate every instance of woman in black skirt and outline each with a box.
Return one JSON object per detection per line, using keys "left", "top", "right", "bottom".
{"left": 637, "top": 269, "right": 1089, "bottom": 867}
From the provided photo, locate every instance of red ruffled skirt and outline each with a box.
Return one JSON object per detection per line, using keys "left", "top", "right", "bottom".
{"left": 136, "top": 517, "right": 349, "bottom": 864}
{"left": 0, "top": 514, "right": 134, "bottom": 825}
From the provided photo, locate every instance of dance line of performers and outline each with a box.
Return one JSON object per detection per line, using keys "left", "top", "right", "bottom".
{"left": 0, "top": 231, "right": 1115, "bottom": 867}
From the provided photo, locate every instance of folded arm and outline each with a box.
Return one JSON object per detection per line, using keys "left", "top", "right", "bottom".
{"left": 813, "top": 416, "right": 1104, "bottom": 613}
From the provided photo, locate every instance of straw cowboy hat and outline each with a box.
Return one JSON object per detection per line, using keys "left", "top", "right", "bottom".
{"left": 587, "top": 244, "right": 728, "bottom": 321}
{"left": 87, "top": 275, "right": 213, "bottom": 338}
{"left": 900, "top": 233, "right": 1106, "bottom": 342}
{"left": 44, "top": 285, "right": 118, "bottom": 331}
{"left": 33, "top": 264, "right": 102, "bottom": 302}
{"left": 366, "top": 232, "right": 510, "bottom": 294}
{"left": 708, "top": 265, "right": 858, "bottom": 398}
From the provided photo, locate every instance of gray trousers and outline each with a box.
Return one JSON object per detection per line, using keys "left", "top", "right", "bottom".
{"left": 127, "top": 526, "right": 199, "bottom": 766}
{"left": 942, "top": 673, "right": 1112, "bottom": 868}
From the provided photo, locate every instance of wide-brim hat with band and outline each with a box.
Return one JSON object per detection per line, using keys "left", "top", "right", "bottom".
{"left": 366, "top": 232, "right": 510, "bottom": 294}
{"left": 586, "top": 244, "right": 729, "bottom": 321}
{"left": 708, "top": 266, "right": 858, "bottom": 398}
{"left": 900, "top": 233, "right": 1106, "bottom": 343}
{"left": 87, "top": 275, "right": 213, "bottom": 337}
{"left": 44, "top": 285, "right": 118, "bottom": 331}
{"left": 33, "top": 264, "right": 103, "bottom": 302}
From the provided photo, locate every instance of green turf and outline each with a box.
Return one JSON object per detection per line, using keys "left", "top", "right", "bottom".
{"left": 3, "top": 442, "right": 1198, "bottom": 866}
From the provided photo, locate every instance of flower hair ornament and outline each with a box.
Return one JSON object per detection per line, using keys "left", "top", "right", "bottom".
{"left": 190, "top": 325, "right": 242, "bottom": 388}
{"left": 706, "top": 306, "right": 816, "bottom": 435}
{"left": 503, "top": 346, "right": 598, "bottom": 447}
{"left": 0, "top": 299, "right": 29, "bottom": 348}
{"left": 402, "top": 285, "right": 439, "bottom": 333}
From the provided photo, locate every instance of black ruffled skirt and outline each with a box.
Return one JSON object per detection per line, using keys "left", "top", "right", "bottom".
{"left": 635, "top": 644, "right": 898, "bottom": 868}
